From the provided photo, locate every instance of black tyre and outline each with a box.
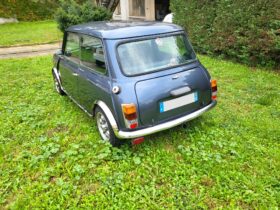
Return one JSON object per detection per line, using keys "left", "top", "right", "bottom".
{"left": 52, "top": 71, "right": 65, "bottom": 95}
{"left": 95, "top": 106, "right": 122, "bottom": 147}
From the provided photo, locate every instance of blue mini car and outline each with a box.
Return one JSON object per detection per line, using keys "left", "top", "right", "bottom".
{"left": 52, "top": 21, "right": 217, "bottom": 146}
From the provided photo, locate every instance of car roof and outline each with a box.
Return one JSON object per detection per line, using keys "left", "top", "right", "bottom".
{"left": 66, "top": 21, "right": 184, "bottom": 39}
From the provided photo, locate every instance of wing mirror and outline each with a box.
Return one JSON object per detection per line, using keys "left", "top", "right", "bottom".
{"left": 65, "top": 50, "right": 72, "bottom": 57}
{"left": 56, "top": 49, "right": 63, "bottom": 55}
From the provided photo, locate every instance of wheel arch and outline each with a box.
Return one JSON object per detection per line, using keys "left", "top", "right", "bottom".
{"left": 93, "top": 100, "right": 119, "bottom": 133}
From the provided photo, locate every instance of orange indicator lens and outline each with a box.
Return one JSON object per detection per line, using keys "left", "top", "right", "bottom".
{"left": 122, "top": 104, "right": 137, "bottom": 115}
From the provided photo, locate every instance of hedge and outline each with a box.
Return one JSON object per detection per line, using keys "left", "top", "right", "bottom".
{"left": 170, "top": 0, "right": 280, "bottom": 68}
{"left": 0, "top": 0, "right": 60, "bottom": 21}
{"left": 0, "top": 0, "right": 85, "bottom": 21}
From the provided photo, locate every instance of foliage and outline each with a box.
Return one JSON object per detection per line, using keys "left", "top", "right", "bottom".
{"left": 171, "top": 0, "right": 280, "bottom": 68}
{"left": 55, "top": 0, "right": 112, "bottom": 32}
{"left": 0, "top": 0, "right": 92, "bottom": 21}
{"left": 96, "top": 0, "right": 120, "bottom": 13}
{"left": 0, "top": 0, "right": 59, "bottom": 21}
{"left": 0, "top": 55, "right": 279, "bottom": 208}
{"left": 0, "top": 21, "right": 62, "bottom": 47}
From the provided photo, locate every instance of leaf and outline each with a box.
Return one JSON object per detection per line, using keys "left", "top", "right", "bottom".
{"left": 133, "top": 157, "right": 141, "bottom": 165}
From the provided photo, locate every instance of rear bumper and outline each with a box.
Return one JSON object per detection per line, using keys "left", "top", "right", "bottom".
{"left": 114, "top": 100, "right": 217, "bottom": 139}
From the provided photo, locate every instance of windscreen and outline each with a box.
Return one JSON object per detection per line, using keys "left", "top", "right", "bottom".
{"left": 117, "top": 34, "right": 196, "bottom": 76}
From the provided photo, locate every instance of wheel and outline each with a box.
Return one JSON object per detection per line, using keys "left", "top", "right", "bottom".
{"left": 52, "top": 71, "right": 65, "bottom": 95}
{"left": 95, "top": 106, "right": 122, "bottom": 147}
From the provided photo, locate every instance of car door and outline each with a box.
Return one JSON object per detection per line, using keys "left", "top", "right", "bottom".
{"left": 77, "top": 34, "right": 111, "bottom": 112}
{"left": 59, "top": 32, "right": 80, "bottom": 100}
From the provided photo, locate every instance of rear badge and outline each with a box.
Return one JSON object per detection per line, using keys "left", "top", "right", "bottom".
{"left": 160, "top": 92, "right": 198, "bottom": 113}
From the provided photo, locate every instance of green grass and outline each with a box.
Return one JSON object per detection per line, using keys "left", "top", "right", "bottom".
{"left": 0, "top": 21, "right": 62, "bottom": 47}
{"left": 0, "top": 55, "right": 279, "bottom": 209}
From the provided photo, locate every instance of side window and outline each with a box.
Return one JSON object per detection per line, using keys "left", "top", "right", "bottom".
{"left": 65, "top": 33, "right": 80, "bottom": 63}
{"left": 80, "top": 35, "right": 106, "bottom": 74}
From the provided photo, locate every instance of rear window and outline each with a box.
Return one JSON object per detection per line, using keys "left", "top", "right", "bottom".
{"left": 117, "top": 34, "right": 196, "bottom": 76}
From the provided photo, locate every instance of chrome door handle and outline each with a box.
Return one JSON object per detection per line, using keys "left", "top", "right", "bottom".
{"left": 72, "top": 73, "right": 79, "bottom": 76}
{"left": 170, "top": 86, "right": 192, "bottom": 97}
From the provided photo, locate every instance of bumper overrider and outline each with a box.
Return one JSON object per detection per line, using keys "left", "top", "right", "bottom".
{"left": 113, "top": 100, "right": 217, "bottom": 139}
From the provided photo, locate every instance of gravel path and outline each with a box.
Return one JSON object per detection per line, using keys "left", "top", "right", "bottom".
{"left": 0, "top": 43, "right": 61, "bottom": 59}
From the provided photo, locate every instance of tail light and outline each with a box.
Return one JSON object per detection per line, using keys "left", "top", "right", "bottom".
{"left": 122, "top": 104, "right": 138, "bottom": 129}
{"left": 211, "top": 79, "right": 217, "bottom": 100}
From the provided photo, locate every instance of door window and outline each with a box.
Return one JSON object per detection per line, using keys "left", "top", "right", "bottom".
{"left": 80, "top": 35, "right": 106, "bottom": 74}
{"left": 64, "top": 33, "right": 80, "bottom": 63}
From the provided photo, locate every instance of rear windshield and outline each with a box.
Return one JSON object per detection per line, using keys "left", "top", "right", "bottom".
{"left": 117, "top": 34, "right": 196, "bottom": 76}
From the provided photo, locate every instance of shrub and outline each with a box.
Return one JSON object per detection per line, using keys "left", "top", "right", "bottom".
{"left": 170, "top": 0, "right": 280, "bottom": 68}
{"left": 55, "top": 0, "right": 112, "bottom": 32}
{"left": 0, "top": 0, "right": 59, "bottom": 21}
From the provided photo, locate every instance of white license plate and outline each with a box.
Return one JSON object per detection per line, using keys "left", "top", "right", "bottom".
{"left": 159, "top": 92, "right": 198, "bottom": 113}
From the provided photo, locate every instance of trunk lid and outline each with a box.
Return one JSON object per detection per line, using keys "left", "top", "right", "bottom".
{"left": 135, "top": 67, "right": 211, "bottom": 126}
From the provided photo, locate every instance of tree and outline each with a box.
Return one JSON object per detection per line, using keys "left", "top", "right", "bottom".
{"left": 95, "top": 0, "right": 120, "bottom": 12}
{"left": 55, "top": 0, "right": 112, "bottom": 32}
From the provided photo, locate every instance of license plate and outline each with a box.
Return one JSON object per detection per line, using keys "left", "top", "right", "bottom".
{"left": 159, "top": 92, "right": 198, "bottom": 113}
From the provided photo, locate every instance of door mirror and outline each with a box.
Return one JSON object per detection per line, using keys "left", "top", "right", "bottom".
{"left": 65, "top": 50, "right": 72, "bottom": 57}
{"left": 55, "top": 49, "right": 63, "bottom": 55}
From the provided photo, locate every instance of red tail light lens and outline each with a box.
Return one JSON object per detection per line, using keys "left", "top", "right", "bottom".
{"left": 130, "top": 122, "right": 138, "bottom": 129}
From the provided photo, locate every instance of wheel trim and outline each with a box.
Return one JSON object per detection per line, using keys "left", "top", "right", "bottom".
{"left": 96, "top": 112, "right": 110, "bottom": 141}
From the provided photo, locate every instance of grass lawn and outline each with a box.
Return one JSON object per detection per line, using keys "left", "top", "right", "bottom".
{"left": 0, "top": 55, "right": 279, "bottom": 209}
{"left": 0, "top": 21, "right": 62, "bottom": 47}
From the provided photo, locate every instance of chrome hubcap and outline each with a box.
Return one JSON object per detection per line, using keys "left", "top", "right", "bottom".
{"left": 96, "top": 112, "right": 110, "bottom": 141}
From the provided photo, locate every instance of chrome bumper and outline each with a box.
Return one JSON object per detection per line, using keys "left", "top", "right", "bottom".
{"left": 114, "top": 100, "right": 217, "bottom": 139}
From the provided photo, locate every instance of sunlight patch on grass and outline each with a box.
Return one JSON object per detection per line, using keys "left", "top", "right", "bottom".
{"left": 0, "top": 21, "right": 62, "bottom": 47}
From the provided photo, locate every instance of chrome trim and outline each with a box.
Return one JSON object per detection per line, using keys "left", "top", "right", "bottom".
{"left": 96, "top": 100, "right": 118, "bottom": 132}
{"left": 112, "top": 86, "right": 120, "bottom": 94}
{"left": 52, "top": 67, "right": 66, "bottom": 93}
{"left": 114, "top": 101, "right": 217, "bottom": 139}
{"left": 170, "top": 86, "right": 191, "bottom": 97}
{"left": 63, "top": 88, "right": 93, "bottom": 117}
{"left": 52, "top": 67, "right": 62, "bottom": 85}
{"left": 172, "top": 74, "right": 179, "bottom": 80}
